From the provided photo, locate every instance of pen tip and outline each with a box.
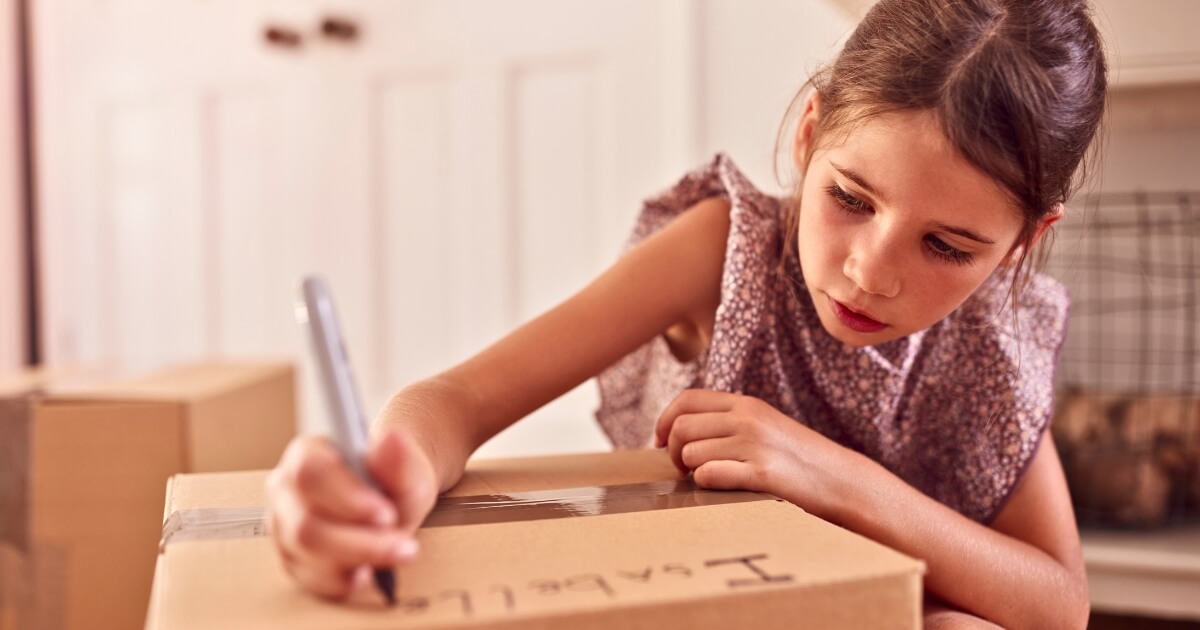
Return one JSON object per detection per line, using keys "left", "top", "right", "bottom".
{"left": 374, "top": 568, "right": 397, "bottom": 607}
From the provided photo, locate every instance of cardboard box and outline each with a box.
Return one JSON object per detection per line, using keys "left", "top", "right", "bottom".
{"left": 0, "top": 362, "right": 296, "bottom": 630}
{"left": 147, "top": 450, "right": 924, "bottom": 629}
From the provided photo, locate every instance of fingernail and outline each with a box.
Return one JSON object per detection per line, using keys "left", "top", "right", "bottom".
{"left": 389, "top": 538, "right": 419, "bottom": 562}
{"left": 372, "top": 506, "right": 396, "bottom": 527}
{"left": 352, "top": 565, "right": 371, "bottom": 589}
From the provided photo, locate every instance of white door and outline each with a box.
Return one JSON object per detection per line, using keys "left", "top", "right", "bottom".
{"left": 35, "top": 0, "right": 699, "bottom": 456}
{"left": 1, "top": 2, "right": 25, "bottom": 371}
{"left": 323, "top": 1, "right": 693, "bottom": 456}
{"left": 35, "top": 0, "right": 319, "bottom": 370}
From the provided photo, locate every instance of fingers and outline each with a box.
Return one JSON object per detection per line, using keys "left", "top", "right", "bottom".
{"left": 692, "top": 459, "right": 756, "bottom": 491}
{"left": 266, "top": 433, "right": 432, "bottom": 601}
{"left": 665, "top": 413, "right": 737, "bottom": 473}
{"left": 654, "top": 389, "right": 737, "bottom": 449}
{"left": 289, "top": 437, "right": 397, "bottom": 526}
{"left": 677, "top": 434, "right": 742, "bottom": 472}
{"left": 274, "top": 484, "right": 419, "bottom": 568}
{"left": 367, "top": 427, "right": 439, "bottom": 534}
{"left": 282, "top": 557, "right": 358, "bottom": 600}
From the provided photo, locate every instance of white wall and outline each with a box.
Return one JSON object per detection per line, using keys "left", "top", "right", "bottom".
{"left": 1, "top": 3, "right": 26, "bottom": 372}
{"left": 698, "top": 0, "right": 854, "bottom": 194}
{"left": 1096, "top": 84, "right": 1200, "bottom": 192}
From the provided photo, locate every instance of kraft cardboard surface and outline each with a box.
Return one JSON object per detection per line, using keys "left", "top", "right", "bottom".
{"left": 0, "top": 362, "right": 296, "bottom": 630}
{"left": 148, "top": 450, "right": 924, "bottom": 629}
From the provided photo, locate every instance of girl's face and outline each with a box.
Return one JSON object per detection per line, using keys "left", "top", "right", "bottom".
{"left": 795, "top": 106, "right": 1035, "bottom": 347}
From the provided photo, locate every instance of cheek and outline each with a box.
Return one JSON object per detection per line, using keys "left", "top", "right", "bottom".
{"left": 796, "top": 198, "right": 845, "bottom": 278}
{"left": 795, "top": 206, "right": 821, "bottom": 280}
{"left": 908, "top": 268, "right": 994, "bottom": 324}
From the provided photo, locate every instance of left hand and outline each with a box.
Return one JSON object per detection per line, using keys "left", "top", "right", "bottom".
{"left": 653, "top": 389, "right": 859, "bottom": 520}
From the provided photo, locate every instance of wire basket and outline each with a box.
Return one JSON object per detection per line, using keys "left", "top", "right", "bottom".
{"left": 1044, "top": 191, "right": 1200, "bottom": 528}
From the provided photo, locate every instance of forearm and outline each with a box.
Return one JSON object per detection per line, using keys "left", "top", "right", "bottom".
{"left": 812, "top": 453, "right": 1088, "bottom": 629}
{"left": 372, "top": 374, "right": 483, "bottom": 493}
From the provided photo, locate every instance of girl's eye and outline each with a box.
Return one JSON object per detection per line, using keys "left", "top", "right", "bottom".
{"left": 827, "top": 183, "right": 974, "bottom": 266}
{"left": 826, "top": 185, "right": 872, "bottom": 214}
{"left": 924, "top": 235, "right": 974, "bottom": 266}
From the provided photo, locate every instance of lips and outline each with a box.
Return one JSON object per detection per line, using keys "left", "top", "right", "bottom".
{"left": 827, "top": 295, "right": 888, "bottom": 333}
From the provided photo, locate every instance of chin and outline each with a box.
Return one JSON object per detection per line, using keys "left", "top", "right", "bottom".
{"left": 824, "top": 324, "right": 881, "bottom": 348}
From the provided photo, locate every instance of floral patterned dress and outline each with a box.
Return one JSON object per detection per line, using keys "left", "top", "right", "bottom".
{"left": 595, "top": 154, "right": 1069, "bottom": 523}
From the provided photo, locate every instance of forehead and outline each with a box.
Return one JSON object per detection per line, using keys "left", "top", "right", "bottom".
{"left": 818, "top": 110, "right": 1023, "bottom": 229}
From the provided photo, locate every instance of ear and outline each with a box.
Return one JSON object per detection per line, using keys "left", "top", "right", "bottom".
{"left": 1031, "top": 202, "right": 1064, "bottom": 248}
{"left": 792, "top": 91, "right": 823, "bottom": 174}
{"left": 1002, "top": 203, "right": 1064, "bottom": 266}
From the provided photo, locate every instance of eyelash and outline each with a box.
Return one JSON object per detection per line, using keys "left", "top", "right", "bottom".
{"left": 824, "top": 185, "right": 975, "bottom": 266}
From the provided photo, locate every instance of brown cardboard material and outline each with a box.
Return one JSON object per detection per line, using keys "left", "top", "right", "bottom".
{"left": 147, "top": 450, "right": 925, "bottom": 629}
{"left": 0, "top": 362, "right": 296, "bottom": 630}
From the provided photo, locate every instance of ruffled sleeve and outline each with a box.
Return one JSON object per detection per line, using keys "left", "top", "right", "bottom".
{"left": 900, "top": 272, "right": 1070, "bottom": 523}
{"left": 594, "top": 153, "right": 780, "bottom": 448}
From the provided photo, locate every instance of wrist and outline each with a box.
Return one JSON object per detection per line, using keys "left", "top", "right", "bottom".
{"left": 819, "top": 446, "right": 885, "bottom": 529}
{"left": 374, "top": 393, "right": 468, "bottom": 494}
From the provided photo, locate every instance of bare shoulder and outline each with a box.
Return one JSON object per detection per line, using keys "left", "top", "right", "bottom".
{"left": 556, "top": 191, "right": 733, "bottom": 348}
{"left": 638, "top": 194, "right": 731, "bottom": 306}
{"left": 650, "top": 196, "right": 731, "bottom": 360}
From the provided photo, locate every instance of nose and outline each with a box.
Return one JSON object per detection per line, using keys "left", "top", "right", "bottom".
{"left": 843, "top": 237, "right": 901, "bottom": 298}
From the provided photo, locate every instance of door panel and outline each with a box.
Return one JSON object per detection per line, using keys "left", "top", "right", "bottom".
{"left": 512, "top": 62, "right": 601, "bottom": 324}
{"left": 375, "top": 76, "right": 455, "bottom": 389}
{"left": 36, "top": 0, "right": 697, "bottom": 455}
{"left": 0, "top": 0, "right": 23, "bottom": 370}
{"left": 210, "top": 88, "right": 310, "bottom": 357}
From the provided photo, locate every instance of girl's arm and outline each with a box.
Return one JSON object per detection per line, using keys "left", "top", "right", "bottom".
{"left": 378, "top": 195, "right": 730, "bottom": 492}
{"left": 268, "top": 196, "right": 732, "bottom": 599}
{"left": 840, "top": 431, "right": 1089, "bottom": 629}
{"left": 655, "top": 392, "right": 1089, "bottom": 630}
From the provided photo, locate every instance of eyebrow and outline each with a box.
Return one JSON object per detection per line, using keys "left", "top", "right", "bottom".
{"left": 831, "top": 162, "right": 882, "bottom": 200}
{"left": 830, "top": 161, "right": 997, "bottom": 246}
{"left": 933, "top": 222, "right": 996, "bottom": 245}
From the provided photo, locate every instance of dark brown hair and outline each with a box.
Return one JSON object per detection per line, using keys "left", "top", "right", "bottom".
{"left": 778, "top": 0, "right": 1108, "bottom": 305}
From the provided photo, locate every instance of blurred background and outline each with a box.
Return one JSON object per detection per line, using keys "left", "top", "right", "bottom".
{"left": 0, "top": 0, "right": 858, "bottom": 457}
{"left": 2, "top": 0, "right": 1200, "bottom": 627}
{"left": 2, "top": 0, "right": 1199, "bottom": 451}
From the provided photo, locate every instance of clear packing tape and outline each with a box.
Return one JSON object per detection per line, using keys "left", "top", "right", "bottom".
{"left": 159, "top": 479, "right": 772, "bottom": 548}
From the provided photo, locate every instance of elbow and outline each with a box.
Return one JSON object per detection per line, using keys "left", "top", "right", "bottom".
{"left": 1076, "top": 600, "right": 1092, "bottom": 630}
{"left": 1027, "top": 565, "right": 1090, "bottom": 630}
{"left": 1062, "top": 567, "right": 1091, "bottom": 630}
{"left": 1029, "top": 585, "right": 1089, "bottom": 630}
{"left": 1054, "top": 593, "right": 1090, "bottom": 630}
{"left": 1072, "top": 580, "right": 1091, "bottom": 630}
{"left": 1063, "top": 598, "right": 1090, "bottom": 630}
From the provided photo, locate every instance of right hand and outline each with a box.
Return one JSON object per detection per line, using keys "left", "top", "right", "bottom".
{"left": 265, "top": 426, "right": 439, "bottom": 600}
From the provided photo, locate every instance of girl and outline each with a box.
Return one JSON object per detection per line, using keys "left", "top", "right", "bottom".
{"left": 266, "top": 0, "right": 1107, "bottom": 627}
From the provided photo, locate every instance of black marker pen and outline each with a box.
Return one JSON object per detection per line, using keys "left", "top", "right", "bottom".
{"left": 297, "top": 275, "right": 397, "bottom": 606}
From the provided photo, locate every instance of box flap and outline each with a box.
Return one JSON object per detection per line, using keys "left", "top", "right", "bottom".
{"left": 158, "top": 449, "right": 684, "bottom": 519}
{"left": 0, "top": 365, "right": 97, "bottom": 398}
{"left": 150, "top": 450, "right": 925, "bottom": 629}
{"left": 449, "top": 449, "right": 682, "bottom": 496}
{"left": 164, "top": 471, "right": 272, "bottom": 520}
{"left": 0, "top": 370, "right": 47, "bottom": 398}
{"left": 149, "top": 500, "right": 923, "bottom": 630}
{"left": 44, "top": 362, "right": 291, "bottom": 404}
{"left": 184, "top": 367, "right": 295, "bottom": 472}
